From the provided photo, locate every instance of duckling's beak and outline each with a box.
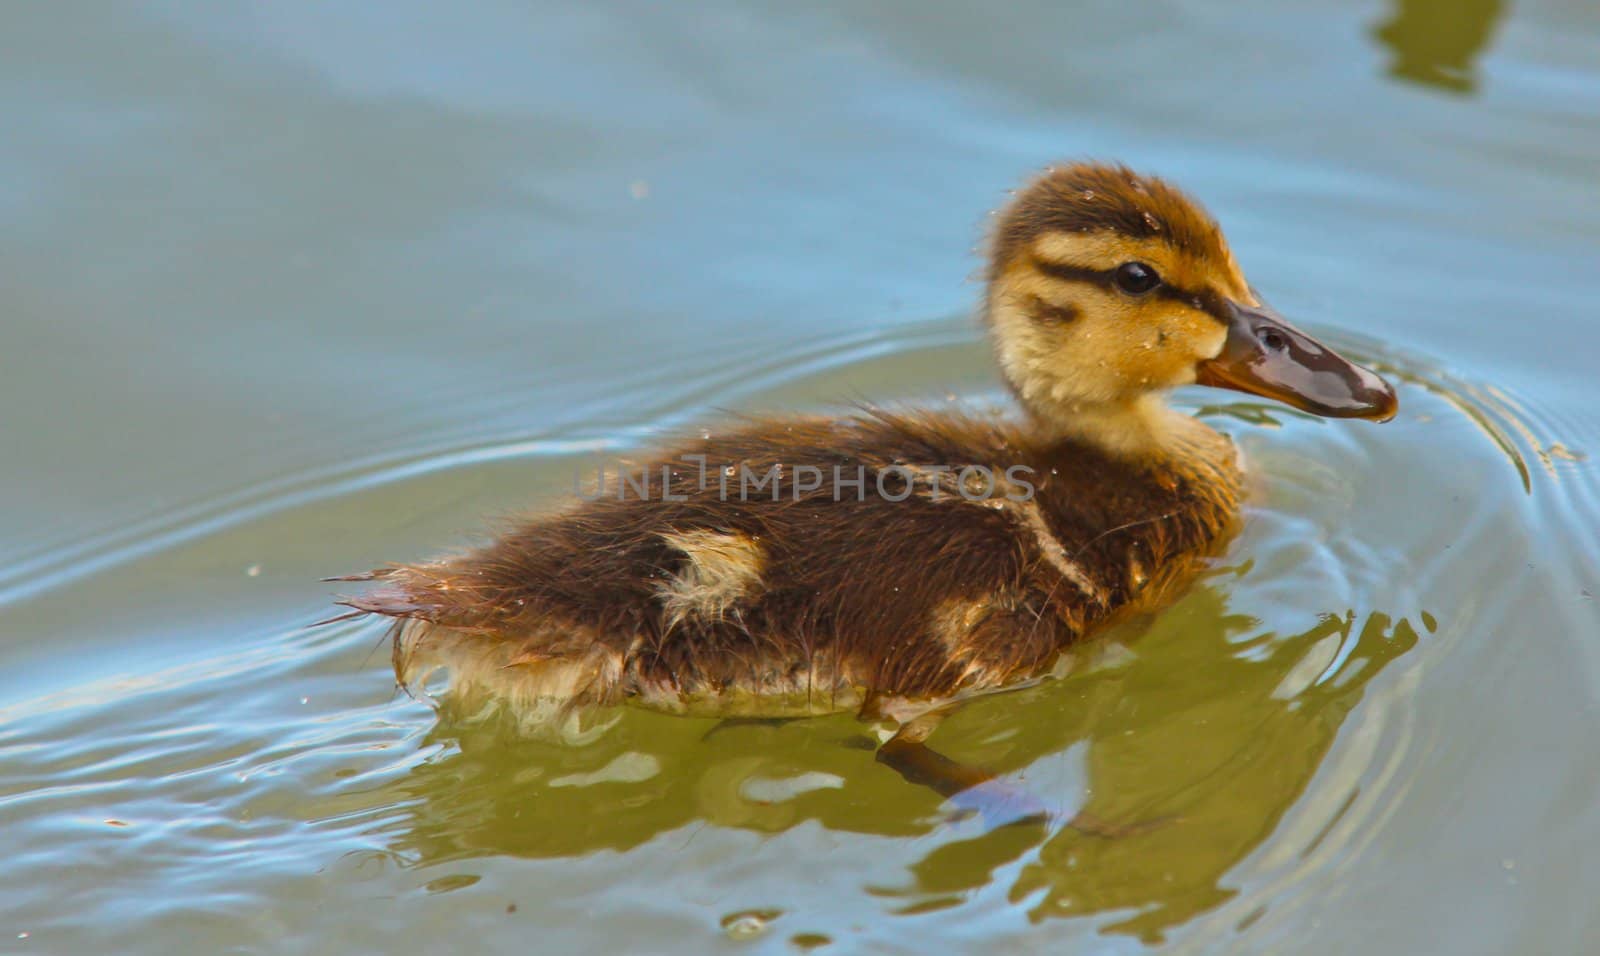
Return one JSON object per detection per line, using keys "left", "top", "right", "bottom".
{"left": 1196, "top": 300, "right": 1398, "bottom": 421}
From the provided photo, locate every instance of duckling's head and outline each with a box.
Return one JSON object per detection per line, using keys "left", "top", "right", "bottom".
{"left": 984, "top": 162, "right": 1396, "bottom": 454}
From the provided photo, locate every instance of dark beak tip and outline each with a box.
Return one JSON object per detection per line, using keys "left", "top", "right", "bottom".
{"left": 1357, "top": 372, "right": 1400, "bottom": 423}
{"left": 1317, "top": 395, "right": 1397, "bottom": 422}
{"left": 1373, "top": 391, "right": 1400, "bottom": 423}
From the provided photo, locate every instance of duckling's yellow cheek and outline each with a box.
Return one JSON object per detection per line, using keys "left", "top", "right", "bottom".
{"left": 1191, "top": 317, "right": 1228, "bottom": 361}
{"left": 1114, "top": 310, "right": 1225, "bottom": 389}
{"left": 989, "top": 295, "right": 1096, "bottom": 398}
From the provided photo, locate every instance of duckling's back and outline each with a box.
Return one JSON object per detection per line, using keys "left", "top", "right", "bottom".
{"left": 338, "top": 409, "right": 1242, "bottom": 719}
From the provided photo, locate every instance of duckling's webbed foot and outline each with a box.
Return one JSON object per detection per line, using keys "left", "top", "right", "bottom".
{"left": 874, "top": 714, "right": 1050, "bottom": 829}
{"left": 874, "top": 728, "right": 1176, "bottom": 835}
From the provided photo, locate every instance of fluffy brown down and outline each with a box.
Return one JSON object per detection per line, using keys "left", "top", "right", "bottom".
{"left": 335, "top": 408, "right": 1241, "bottom": 715}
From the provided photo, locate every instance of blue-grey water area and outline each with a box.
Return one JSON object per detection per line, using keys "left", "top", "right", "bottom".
{"left": 2, "top": 2, "right": 1598, "bottom": 952}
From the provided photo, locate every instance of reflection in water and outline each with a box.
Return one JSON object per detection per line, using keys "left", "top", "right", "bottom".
{"left": 1004, "top": 595, "right": 1426, "bottom": 940}
{"left": 376, "top": 574, "right": 1429, "bottom": 942}
{"left": 1371, "top": 0, "right": 1506, "bottom": 94}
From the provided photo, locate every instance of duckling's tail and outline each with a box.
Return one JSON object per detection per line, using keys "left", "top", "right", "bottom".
{"left": 312, "top": 567, "right": 416, "bottom": 628}
{"left": 320, "top": 568, "right": 395, "bottom": 583}
{"left": 317, "top": 564, "right": 473, "bottom": 630}
{"left": 320, "top": 564, "right": 628, "bottom": 728}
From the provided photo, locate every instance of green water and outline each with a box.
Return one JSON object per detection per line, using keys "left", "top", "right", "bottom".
{"left": 3, "top": 1, "right": 1598, "bottom": 952}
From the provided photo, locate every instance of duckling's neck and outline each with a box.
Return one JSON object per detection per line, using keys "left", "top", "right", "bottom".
{"left": 1028, "top": 393, "right": 1206, "bottom": 461}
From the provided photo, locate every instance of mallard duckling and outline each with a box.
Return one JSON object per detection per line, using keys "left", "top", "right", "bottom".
{"left": 330, "top": 162, "right": 1395, "bottom": 812}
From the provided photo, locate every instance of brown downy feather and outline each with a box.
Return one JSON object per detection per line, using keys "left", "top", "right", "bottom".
{"left": 332, "top": 408, "right": 1242, "bottom": 718}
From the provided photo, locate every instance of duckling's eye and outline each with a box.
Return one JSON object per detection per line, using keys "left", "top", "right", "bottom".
{"left": 1113, "top": 261, "right": 1161, "bottom": 296}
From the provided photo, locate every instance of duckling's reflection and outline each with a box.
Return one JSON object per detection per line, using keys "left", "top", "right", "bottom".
{"left": 378, "top": 579, "right": 1426, "bottom": 940}
{"left": 888, "top": 583, "right": 1429, "bottom": 940}
{"left": 1372, "top": 0, "right": 1506, "bottom": 94}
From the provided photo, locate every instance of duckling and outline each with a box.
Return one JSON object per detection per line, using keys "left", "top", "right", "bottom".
{"left": 329, "top": 162, "right": 1395, "bottom": 817}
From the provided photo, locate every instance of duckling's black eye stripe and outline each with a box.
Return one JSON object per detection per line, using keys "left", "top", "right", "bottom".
{"left": 1187, "top": 289, "right": 1234, "bottom": 326}
{"left": 1153, "top": 285, "right": 1233, "bottom": 326}
{"left": 1030, "top": 258, "right": 1117, "bottom": 289}
{"left": 1031, "top": 258, "right": 1232, "bottom": 325}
